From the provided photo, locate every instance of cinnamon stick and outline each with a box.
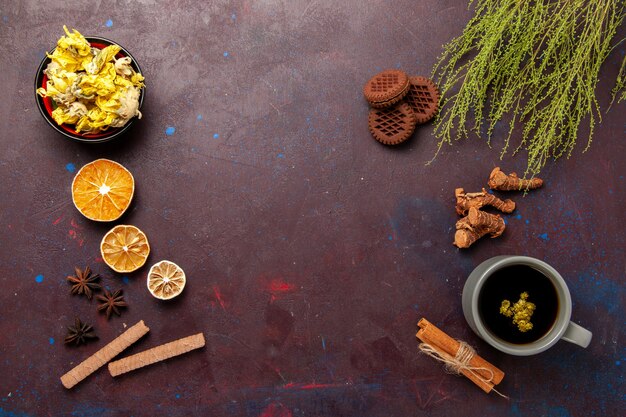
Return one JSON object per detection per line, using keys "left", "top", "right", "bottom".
{"left": 60, "top": 320, "right": 150, "bottom": 389}
{"left": 416, "top": 318, "right": 504, "bottom": 393}
{"left": 108, "top": 332, "right": 205, "bottom": 377}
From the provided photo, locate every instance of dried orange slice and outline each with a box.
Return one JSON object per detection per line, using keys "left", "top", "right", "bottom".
{"left": 100, "top": 225, "right": 150, "bottom": 273}
{"left": 72, "top": 159, "right": 134, "bottom": 222}
{"left": 147, "top": 260, "right": 186, "bottom": 300}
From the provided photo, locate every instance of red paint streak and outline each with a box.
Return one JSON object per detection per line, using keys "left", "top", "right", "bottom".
{"left": 68, "top": 225, "right": 85, "bottom": 246}
{"left": 95, "top": 257, "right": 104, "bottom": 263}
{"left": 283, "top": 382, "right": 347, "bottom": 391}
{"left": 260, "top": 276, "right": 297, "bottom": 303}
{"left": 259, "top": 403, "right": 292, "bottom": 417}
{"left": 213, "top": 286, "right": 227, "bottom": 311}
{"left": 242, "top": 1, "right": 251, "bottom": 15}
{"left": 270, "top": 279, "right": 296, "bottom": 292}
{"left": 52, "top": 216, "right": 63, "bottom": 225}
{"left": 70, "top": 218, "right": 81, "bottom": 229}
{"left": 269, "top": 279, "right": 296, "bottom": 293}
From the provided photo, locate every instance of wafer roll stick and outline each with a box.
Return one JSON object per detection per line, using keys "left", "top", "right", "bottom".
{"left": 60, "top": 320, "right": 150, "bottom": 389}
{"left": 108, "top": 332, "right": 205, "bottom": 377}
{"left": 417, "top": 318, "right": 505, "bottom": 393}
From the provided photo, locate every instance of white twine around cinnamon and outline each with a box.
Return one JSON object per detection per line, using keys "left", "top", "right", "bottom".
{"left": 419, "top": 341, "right": 509, "bottom": 399}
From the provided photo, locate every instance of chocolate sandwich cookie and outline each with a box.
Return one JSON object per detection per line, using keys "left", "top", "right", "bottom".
{"left": 368, "top": 102, "right": 417, "bottom": 145}
{"left": 404, "top": 76, "right": 440, "bottom": 124}
{"left": 363, "top": 70, "right": 410, "bottom": 109}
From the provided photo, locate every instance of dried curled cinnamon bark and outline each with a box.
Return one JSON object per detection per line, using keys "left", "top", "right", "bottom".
{"left": 488, "top": 167, "right": 543, "bottom": 191}
{"left": 455, "top": 188, "right": 515, "bottom": 216}
{"left": 454, "top": 208, "right": 506, "bottom": 248}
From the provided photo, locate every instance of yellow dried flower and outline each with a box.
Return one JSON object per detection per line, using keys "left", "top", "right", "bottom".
{"left": 500, "top": 292, "right": 535, "bottom": 332}
{"left": 499, "top": 300, "right": 512, "bottom": 317}
{"left": 36, "top": 26, "right": 144, "bottom": 133}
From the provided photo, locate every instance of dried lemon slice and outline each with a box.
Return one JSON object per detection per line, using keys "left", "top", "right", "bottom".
{"left": 72, "top": 159, "right": 134, "bottom": 222}
{"left": 101, "top": 225, "right": 150, "bottom": 273}
{"left": 147, "top": 260, "right": 186, "bottom": 300}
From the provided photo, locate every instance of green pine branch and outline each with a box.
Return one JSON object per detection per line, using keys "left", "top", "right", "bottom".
{"left": 431, "top": 0, "right": 626, "bottom": 177}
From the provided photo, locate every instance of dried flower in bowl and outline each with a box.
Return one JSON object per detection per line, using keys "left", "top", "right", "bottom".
{"left": 35, "top": 26, "right": 145, "bottom": 141}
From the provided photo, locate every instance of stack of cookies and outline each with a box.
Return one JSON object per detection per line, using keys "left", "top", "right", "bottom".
{"left": 363, "top": 70, "right": 440, "bottom": 145}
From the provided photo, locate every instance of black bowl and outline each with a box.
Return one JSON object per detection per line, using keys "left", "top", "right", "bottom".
{"left": 34, "top": 36, "right": 144, "bottom": 143}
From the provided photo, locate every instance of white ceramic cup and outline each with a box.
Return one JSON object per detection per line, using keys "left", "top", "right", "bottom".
{"left": 462, "top": 255, "right": 592, "bottom": 356}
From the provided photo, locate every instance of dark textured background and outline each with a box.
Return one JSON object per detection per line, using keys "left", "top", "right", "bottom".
{"left": 0, "top": 1, "right": 624, "bottom": 416}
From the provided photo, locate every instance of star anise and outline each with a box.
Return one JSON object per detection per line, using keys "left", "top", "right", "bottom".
{"left": 67, "top": 266, "right": 102, "bottom": 300}
{"left": 64, "top": 318, "right": 98, "bottom": 346}
{"left": 96, "top": 289, "right": 128, "bottom": 319}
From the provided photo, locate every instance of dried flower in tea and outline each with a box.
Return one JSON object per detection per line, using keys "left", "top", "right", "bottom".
{"left": 500, "top": 292, "right": 535, "bottom": 332}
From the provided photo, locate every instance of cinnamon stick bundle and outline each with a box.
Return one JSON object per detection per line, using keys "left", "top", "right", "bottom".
{"left": 60, "top": 320, "right": 150, "bottom": 389}
{"left": 416, "top": 318, "right": 504, "bottom": 394}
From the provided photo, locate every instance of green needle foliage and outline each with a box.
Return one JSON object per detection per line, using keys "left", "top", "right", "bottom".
{"left": 432, "top": 0, "right": 626, "bottom": 177}
{"left": 612, "top": 55, "right": 626, "bottom": 104}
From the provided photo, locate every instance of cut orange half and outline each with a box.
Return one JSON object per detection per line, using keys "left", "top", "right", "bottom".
{"left": 101, "top": 225, "right": 150, "bottom": 273}
{"left": 147, "top": 260, "right": 186, "bottom": 300}
{"left": 72, "top": 159, "right": 134, "bottom": 222}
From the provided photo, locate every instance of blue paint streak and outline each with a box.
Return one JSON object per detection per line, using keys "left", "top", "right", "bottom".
{"left": 122, "top": 276, "right": 130, "bottom": 284}
{"left": 387, "top": 235, "right": 393, "bottom": 240}
{"left": 65, "top": 163, "right": 76, "bottom": 173}
{"left": 213, "top": 133, "right": 219, "bottom": 139}
{"left": 231, "top": 13, "right": 237, "bottom": 21}
{"left": 105, "top": 19, "right": 113, "bottom": 27}
{"left": 515, "top": 214, "right": 522, "bottom": 220}
{"left": 617, "top": 360, "right": 621, "bottom": 366}
{"left": 577, "top": 272, "right": 622, "bottom": 315}
{"left": 0, "top": 407, "right": 33, "bottom": 417}
{"left": 69, "top": 406, "right": 108, "bottom": 417}
{"left": 509, "top": 403, "right": 522, "bottom": 417}
{"left": 35, "top": 274, "right": 44, "bottom": 283}
{"left": 223, "top": 51, "right": 229, "bottom": 57}
{"left": 277, "top": 153, "right": 285, "bottom": 159}
{"left": 539, "top": 233, "right": 549, "bottom": 241}
{"left": 49, "top": 337, "right": 55, "bottom": 345}
{"left": 525, "top": 219, "right": 530, "bottom": 224}
{"left": 321, "top": 337, "right": 326, "bottom": 351}
{"left": 547, "top": 406, "right": 572, "bottom": 417}
{"left": 197, "top": 114, "right": 203, "bottom": 121}
{"left": 165, "top": 126, "right": 176, "bottom": 136}
{"left": 175, "top": 393, "right": 181, "bottom": 399}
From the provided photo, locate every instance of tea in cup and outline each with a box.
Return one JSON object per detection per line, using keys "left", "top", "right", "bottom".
{"left": 462, "top": 256, "right": 592, "bottom": 356}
